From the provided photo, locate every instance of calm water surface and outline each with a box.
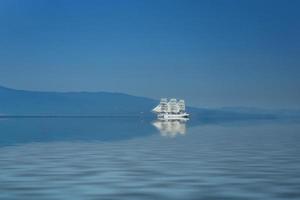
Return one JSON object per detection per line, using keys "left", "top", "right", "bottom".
{"left": 0, "top": 118, "right": 300, "bottom": 199}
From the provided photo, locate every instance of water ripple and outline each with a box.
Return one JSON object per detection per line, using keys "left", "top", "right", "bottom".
{"left": 1, "top": 122, "right": 300, "bottom": 199}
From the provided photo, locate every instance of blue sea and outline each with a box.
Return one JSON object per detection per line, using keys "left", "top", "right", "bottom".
{"left": 0, "top": 117, "right": 300, "bottom": 199}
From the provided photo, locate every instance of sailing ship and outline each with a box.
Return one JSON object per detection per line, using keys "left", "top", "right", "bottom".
{"left": 152, "top": 98, "right": 189, "bottom": 120}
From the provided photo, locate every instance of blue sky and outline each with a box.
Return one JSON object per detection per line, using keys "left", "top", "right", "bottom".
{"left": 0, "top": 0, "right": 299, "bottom": 108}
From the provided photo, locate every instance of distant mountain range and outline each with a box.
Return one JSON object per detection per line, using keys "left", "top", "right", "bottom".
{"left": 0, "top": 86, "right": 156, "bottom": 116}
{"left": 0, "top": 85, "right": 299, "bottom": 120}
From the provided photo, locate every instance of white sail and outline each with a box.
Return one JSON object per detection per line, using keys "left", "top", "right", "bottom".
{"left": 160, "top": 98, "right": 168, "bottom": 113}
{"left": 178, "top": 100, "right": 185, "bottom": 112}
{"left": 152, "top": 105, "right": 161, "bottom": 113}
{"left": 169, "top": 98, "right": 180, "bottom": 113}
{"left": 152, "top": 98, "right": 189, "bottom": 120}
{"left": 152, "top": 98, "right": 168, "bottom": 113}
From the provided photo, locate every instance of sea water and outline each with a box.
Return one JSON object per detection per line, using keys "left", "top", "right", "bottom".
{"left": 0, "top": 117, "right": 299, "bottom": 199}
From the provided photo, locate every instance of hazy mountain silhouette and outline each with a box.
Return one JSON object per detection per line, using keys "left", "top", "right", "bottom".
{"left": 0, "top": 86, "right": 156, "bottom": 116}
{"left": 1, "top": 85, "right": 299, "bottom": 146}
{"left": 0, "top": 85, "right": 298, "bottom": 120}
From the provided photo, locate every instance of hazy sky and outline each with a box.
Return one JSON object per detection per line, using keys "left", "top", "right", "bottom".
{"left": 0, "top": 0, "right": 299, "bottom": 108}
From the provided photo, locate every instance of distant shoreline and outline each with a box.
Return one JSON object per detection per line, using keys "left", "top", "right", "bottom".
{"left": 0, "top": 115, "right": 145, "bottom": 118}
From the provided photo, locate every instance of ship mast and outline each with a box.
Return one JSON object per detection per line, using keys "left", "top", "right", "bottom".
{"left": 169, "top": 99, "right": 179, "bottom": 113}
{"left": 152, "top": 98, "right": 189, "bottom": 120}
{"left": 160, "top": 98, "right": 168, "bottom": 113}
{"left": 178, "top": 100, "right": 185, "bottom": 113}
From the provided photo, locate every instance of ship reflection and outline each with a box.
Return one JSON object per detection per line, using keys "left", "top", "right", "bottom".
{"left": 152, "top": 119, "right": 188, "bottom": 137}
